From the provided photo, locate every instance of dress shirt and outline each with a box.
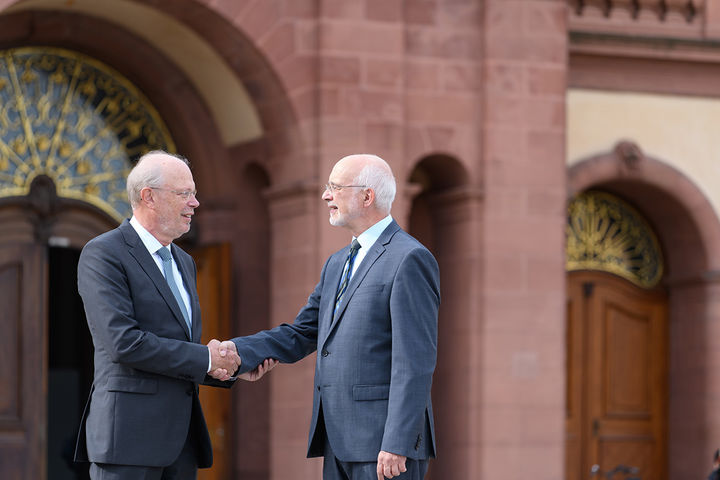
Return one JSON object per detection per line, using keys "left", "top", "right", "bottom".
{"left": 129, "top": 216, "right": 211, "bottom": 373}
{"left": 351, "top": 215, "right": 393, "bottom": 276}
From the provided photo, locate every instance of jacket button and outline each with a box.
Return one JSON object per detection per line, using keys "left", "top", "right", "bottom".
{"left": 321, "top": 350, "right": 329, "bottom": 357}
{"left": 317, "top": 385, "right": 321, "bottom": 391}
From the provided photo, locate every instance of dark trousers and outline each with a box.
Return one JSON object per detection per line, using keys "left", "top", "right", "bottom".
{"left": 323, "top": 433, "right": 428, "bottom": 480}
{"left": 89, "top": 426, "right": 198, "bottom": 480}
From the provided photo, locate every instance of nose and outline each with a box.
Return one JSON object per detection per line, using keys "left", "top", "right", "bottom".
{"left": 322, "top": 188, "right": 332, "bottom": 201}
{"left": 189, "top": 194, "right": 199, "bottom": 207}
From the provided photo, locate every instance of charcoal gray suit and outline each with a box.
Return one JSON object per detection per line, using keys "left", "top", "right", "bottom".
{"left": 74, "top": 220, "right": 226, "bottom": 472}
{"left": 233, "top": 220, "right": 440, "bottom": 474}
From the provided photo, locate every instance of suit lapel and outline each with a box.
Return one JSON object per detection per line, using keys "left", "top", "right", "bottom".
{"left": 120, "top": 222, "right": 192, "bottom": 340}
{"left": 322, "top": 221, "right": 400, "bottom": 342}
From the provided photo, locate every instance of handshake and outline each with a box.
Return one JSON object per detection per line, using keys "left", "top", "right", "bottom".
{"left": 207, "top": 339, "right": 277, "bottom": 382}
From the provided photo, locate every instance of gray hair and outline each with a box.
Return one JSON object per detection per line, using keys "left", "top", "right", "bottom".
{"left": 126, "top": 150, "right": 188, "bottom": 209}
{"left": 353, "top": 162, "right": 396, "bottom": 214}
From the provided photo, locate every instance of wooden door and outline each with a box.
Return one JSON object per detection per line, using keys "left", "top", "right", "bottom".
{"left": 566, "top": 272, "right": 667, "bottom": 480}
{"left": 193, "top": 244, "right": 233, "bottom": 480}
{"left": 0, "top": 243, "right": 46, "bottom": 479}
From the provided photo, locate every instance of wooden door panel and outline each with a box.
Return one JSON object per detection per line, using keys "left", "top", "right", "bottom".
{"left": 0, "top": 244, "right": 45, "bottom": 480}
{"left": 567, "top": 272, "right": 667, "bottom": 480}
{"left": 193, "top": 244, "right": 232, "bottom": 480}
{"left": 604, "top": 302, "right": 651, "bottom": 416}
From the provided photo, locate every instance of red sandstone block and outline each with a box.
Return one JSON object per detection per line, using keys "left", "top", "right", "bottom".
{"left": 528, "top": 256, "right": 566, "bottom": 292}
{"left": 485, "top": 188, "right": 528, "bottom": 216}
{"left": 486, "top": 34, "right": 566, "bottom": 64}
{"left": 406, "top": 27, "right": 477, "bottom": 60}
{"left": 528, "top": 66, "right": 566, "bottom": 95}
{"left": 485, "top": 0, "right": 524, "bottom": 35}
{"left": 366, "top": 58, "right": 403, "bottom": 88}
{"left": 319, "top": 119, "right": 363, "bottom": 148}
{"left": 485, "top": 95, "right": 526, "bottom": 126}
{"left": 321, "top": 22, "right": 402, "bottom": 54}
{"left": 406, "top": 93, "right": 476, "bottom": 123}
{"left": 260, "top": 22, "right": 296, "bottom": 65}
{"left": 366, "top": 122, "right": 403, "bottom": 151}
{"left": 426, "top": 125, "right": 458, "bottom": 151}
{"left": 486, "top": 253, "right": 526, "bottom": 291}
{"left": 527, "top": 129, "right": 565, "bottom": 162}
{"left": 525, "top": 98, "right": 565, "bottom": 129}
{"left": 484, "top": 126, "right": 528, "bottom": 158}
{"left": 525, "top": 1, "right": 567, "bottom": 36}
{"left": 406, "top": 61, "right": 441, "bottom": 91}
{"left": 367, "top": 0, "right": 402, "bottom": 22}
{"left": 321, "top": 0, "right": 365, "bottom": 19}
{"left": 239, "top": 0, "right": 283, "bottom": 40}
{"left": 281, "top": 0, "right": 316, "bottom": 19}
{"left": 406, "top": 0, "right": 438, "bottom": 26}
{"left": 276, "top": 54, "right": 315, "bottom": 91}
{"left": 485, "top": 62, "right": 526, "bottom": 95}
{"left": 296, "top": 21, "right": 319, "bottom": 53}
{"left": 443, "top": 63, "right": 479, "bottom": 93}
{"left": 321, "top": 55, "right": 361, "bottom": 83}
{"left": 319, "top": 87, "right": 340, "bottom": 115}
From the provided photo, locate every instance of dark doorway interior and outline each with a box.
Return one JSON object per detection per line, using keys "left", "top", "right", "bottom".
{"left": 47, "top": 247, "right": 92, "bottom": 480}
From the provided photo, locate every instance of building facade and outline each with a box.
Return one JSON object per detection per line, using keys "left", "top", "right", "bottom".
{"left": 0, "top": 0, "right": 718, "bottom": 479}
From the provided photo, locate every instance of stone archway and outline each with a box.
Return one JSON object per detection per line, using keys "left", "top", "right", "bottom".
{"left": 568, "top": 142, "right": 720, "bottom": 480}
{"left": 407, "top": 153, "right": 480, "bottom": 479}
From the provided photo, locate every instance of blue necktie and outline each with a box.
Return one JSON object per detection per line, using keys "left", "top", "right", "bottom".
{"left": 334, "top": 239, "right": 361, "bottom": 317}
{"left": 157, "top": 246, "right": 191, "bottom": 332}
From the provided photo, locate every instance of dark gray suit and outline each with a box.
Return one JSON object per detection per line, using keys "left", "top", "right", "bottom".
{"left": 233, "top": 220, "right": 439, "bottom": 467}
{"left": 74, "top": 220, "right": 224, "bottom": 469}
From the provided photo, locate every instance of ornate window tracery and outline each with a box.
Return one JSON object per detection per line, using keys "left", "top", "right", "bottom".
{"left": 566, "top": 190, "right": 664, "bottom": 288}
{"left": 0, "top": 47, "right": 175, "bottom": 221}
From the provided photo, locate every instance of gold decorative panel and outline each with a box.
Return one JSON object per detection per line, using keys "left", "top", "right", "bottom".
{"left": 566, "top": 191, "right": 663, "bottom": 288}
{"left": 0, "top": 47, "right": 175, "bottom": 221}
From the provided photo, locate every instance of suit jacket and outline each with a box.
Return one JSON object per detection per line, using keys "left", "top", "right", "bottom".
{"left": 233, "top": 220, "right": 440, "bottom": 462}
{"left": 74, "top": 220, "right": 225, "bottom": 468}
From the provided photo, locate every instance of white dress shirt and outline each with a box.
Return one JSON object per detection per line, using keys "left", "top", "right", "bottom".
{"left": 129, "top": 216, "right": 212, "bottom": 372}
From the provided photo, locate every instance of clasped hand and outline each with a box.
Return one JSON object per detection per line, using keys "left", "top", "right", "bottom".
{"left": 207, "top": 339, "right": 277, "bottom": 382}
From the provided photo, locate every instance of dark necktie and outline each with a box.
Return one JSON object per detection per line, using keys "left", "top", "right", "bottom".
{"left": 334, "top": 239, "right": 361, "bottom": 317}
{"left": 157, "top": 246, "right": 191, "bottom": 332}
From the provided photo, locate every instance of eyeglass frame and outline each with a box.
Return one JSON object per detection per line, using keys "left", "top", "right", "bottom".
{"left": 149, "top": 187, "right": 198, "bottom": 199}
{"left": 323, "top": 183, "right": 367, "bottom": 193}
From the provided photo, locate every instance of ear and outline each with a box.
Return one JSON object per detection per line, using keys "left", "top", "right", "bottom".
{"left": 362, "top": 188, "right": 375, "bottom": 208}
{"left": 139, "top": 187, "right": 155, "bottom": 208}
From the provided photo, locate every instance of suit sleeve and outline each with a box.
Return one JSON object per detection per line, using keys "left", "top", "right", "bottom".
{"left": 231, "top": 259, "right": 329, "bottom": 374}
{"left": 79, "top": 239, "right": 209, "bottom": 383}
{"left": 381, "top": 247, "right": 440, "bottom": 457}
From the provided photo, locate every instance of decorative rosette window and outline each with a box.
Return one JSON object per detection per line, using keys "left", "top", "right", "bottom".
{"left": 566, "top": 190, "right": 664, "bottom": 288}
{"left": 0, "top": 47, "right": 175, "bottom": 222}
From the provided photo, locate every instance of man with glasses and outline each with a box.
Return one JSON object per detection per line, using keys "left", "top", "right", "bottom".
{"left": 74, "top": 150, "right": 274, "bottom": 479}
{"left": 227, "top": 153, "right": 440, "bottom": 480}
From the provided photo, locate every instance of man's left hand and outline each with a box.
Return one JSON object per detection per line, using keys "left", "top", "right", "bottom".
{"left": 376, "top": 450, "right": 407, "bottom": 479}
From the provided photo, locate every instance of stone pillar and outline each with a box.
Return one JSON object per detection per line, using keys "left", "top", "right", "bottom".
{"left": 479, "top": 1, "right": 568, "bottom": 479}
{"left": 265, "top": 180, "right": 324, "bottom": 480}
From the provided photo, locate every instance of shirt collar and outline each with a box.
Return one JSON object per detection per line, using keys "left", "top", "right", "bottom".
{"left": 355, "top": 215, "right": 393, "bottom": 251}
{"left": 129, "top": 216, "right": 168, "bottom": 256}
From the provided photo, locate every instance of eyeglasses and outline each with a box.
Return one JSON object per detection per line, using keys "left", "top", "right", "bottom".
{"left": 323, "top": 183, "right": 366, "bottom": 193}
{"left": 150, "top": 187, "right": 198, "bottom": 199}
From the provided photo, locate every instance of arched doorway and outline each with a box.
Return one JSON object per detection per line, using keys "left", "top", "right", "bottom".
{"left": 565, "top": 191, "right": 667, "bottom": 480}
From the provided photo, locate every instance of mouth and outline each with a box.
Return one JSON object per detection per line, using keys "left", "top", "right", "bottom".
{"left": 181, "top": 213, "right": 193, "bottom": 222}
